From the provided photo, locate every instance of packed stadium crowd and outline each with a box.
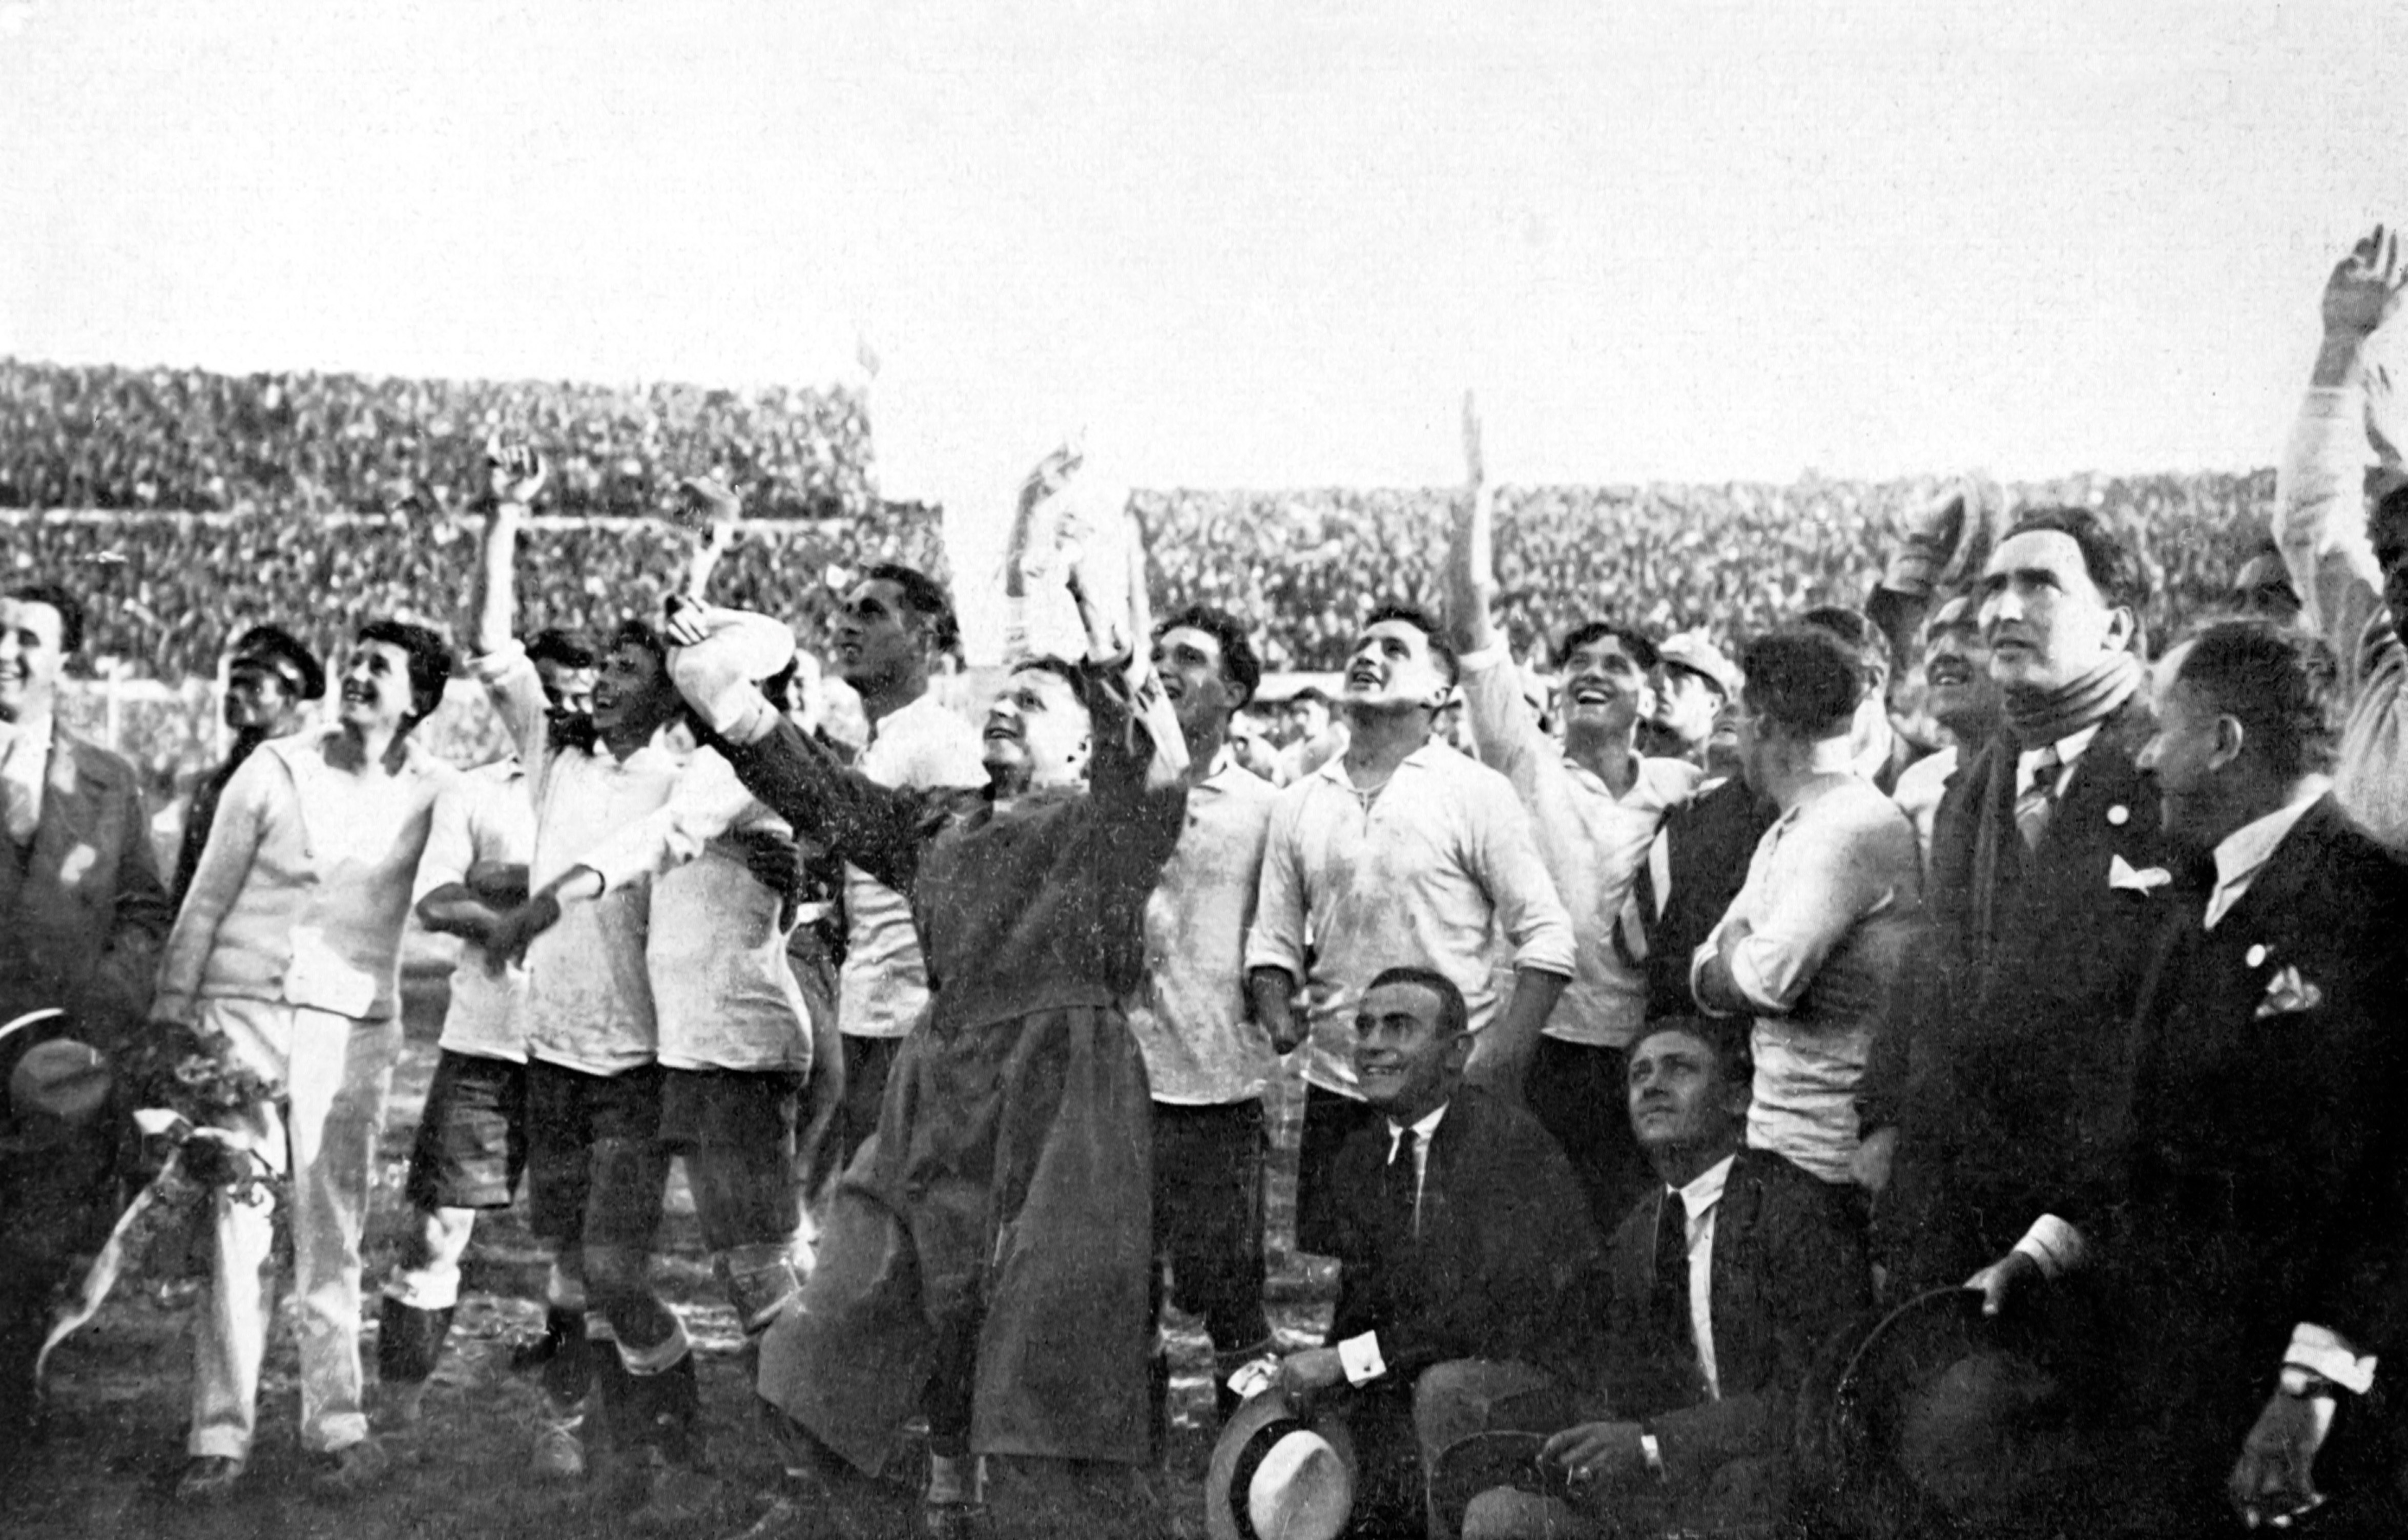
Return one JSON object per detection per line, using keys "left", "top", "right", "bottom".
{"left": 0, "top": 359, "right": 876, "bottom": 520}
{"left": 3, "top": 231, "right": 2408, "bottom": 1540}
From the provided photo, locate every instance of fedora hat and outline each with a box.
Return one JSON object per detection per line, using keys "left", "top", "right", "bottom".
{"left": 1205, "top": 1386, "right": 1359, "bottom": 1540}
{"left": 1794, "top": 1286, "right": 2087, "bottom": 1539}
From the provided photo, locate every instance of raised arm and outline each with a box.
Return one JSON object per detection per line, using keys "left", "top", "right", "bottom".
{"left": 667, "top": 628, "right": 952, "bottom": 896}
{"left": 2276, "top": 227, "right": 2405, "bottom": 688}
{"left": 467, "top": 440, "right": 553, "bottom": 761}
{"left": 1445, "top": 390, "right": 1505, "bottom": 658}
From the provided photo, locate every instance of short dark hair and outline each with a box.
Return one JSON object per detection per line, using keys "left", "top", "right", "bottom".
{"left": 1634, "top": 1014, "right": 1754, "bottom": 1088}
{"left": 1290, "top": 684, "right": 1333, "bottom": 709}
{"left": 864, "top": 563, "right": 961, "bottom": 657}
{"left": 1154, "top": 603, "right": 1262, "bottom": 709}
{"left": 527, "top": 628, "right": 596, "bottom": 671}
{"left": 1365, "top": 966, "right": 1469, "bottom": 1040}
{"left": 1008, "top": 653, "right": 1093, "bottom": 714}
{"left": 1738, "top": 627, "right": 1862, "bottom": 741}
{"left": 1797, "top": 605, "right": 1889, "bottom": 697}
{"left": 356, "top": 619, "right": 456, "bottom": 729}
{"left": 1362, "top": 601, "right": 1459, "bottom": 688}
{"left": 2171, "top": 618, "right": 2342, "bottom": 785}
{"left": 231, "top": 623, "right": 325, "bottom": 700}
{"left": 1999, "top": 506, "right": 2147, "bottom": 616}
{"left": 1558, "top": 620, "right": 1659, "bottom": 673}
{"left": 608, "top": 617, "right": 668, "bottom": 668}
{"left": 8, "top": 583, "right": 84, "bottom": 655}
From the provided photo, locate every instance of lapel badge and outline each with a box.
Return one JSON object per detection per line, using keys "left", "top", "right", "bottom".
{"left": 2106, "top": 804, "right": 2129, "bottom": 826}
{"left": 2245, "top": 943, "right": 2268, "bottom": 969}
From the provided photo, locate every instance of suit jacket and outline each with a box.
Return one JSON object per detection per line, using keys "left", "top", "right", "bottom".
{"left": 1871, "top": 694, "right": 2175, "bottom": 1280}
{"left": 2108, "top": 796, "right": 2408, "bottom": 1434}
{"left": 1324, "top": 1085, "right": 1602, "bottom": 1386}
{"left": 0, "top": 727, "right": 171, "bottom": 1047}
{"left": 1596, "top": 1147, "right": 1870, "bottom": 1488}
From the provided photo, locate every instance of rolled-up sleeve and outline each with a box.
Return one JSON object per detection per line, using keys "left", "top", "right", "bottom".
{"left": 472, "top": 643, "right": 552, "bottom": 773}
{"left": 153, "top": 752, "right": 273, "bottom": 1022}
{"left": 2274, "top": 387, "right": 2388, "bottom": 686}
{"left": 410, "top": 780, "right": 478, "bottom": 907}
{"left": 1470, "top": 789, "right": 1574, "bottom": 977}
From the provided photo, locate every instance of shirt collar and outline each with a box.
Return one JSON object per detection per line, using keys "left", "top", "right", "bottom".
{"left": 1314, "top": 739, "right": 1443, "bottom": 791}
{"left": 1674, "top": 1152, "right": 1737, "bottom": 1215}
{"left": 2020, "top": 722, "right": 2102, "bottom": 770}
{"left": 2208, "top": 782, "right": 2329, "bottom": 927}
{"left": 1388, "top": 1101, "right": 1449, "bottom": 1147}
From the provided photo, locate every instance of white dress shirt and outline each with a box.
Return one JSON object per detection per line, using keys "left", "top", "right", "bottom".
{"left": 1672, "top": 1153, "right": 1737, "bottom": 1400}
{"left": 0, "top": 710, "right": 53, "bottom": 842}
{"left": 1245, "top": 743, "right": 1575, "bottom": 1098}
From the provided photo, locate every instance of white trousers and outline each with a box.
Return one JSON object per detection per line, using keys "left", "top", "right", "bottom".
{"left": 188, "top": 999, "right": 402, "bottom": 1459}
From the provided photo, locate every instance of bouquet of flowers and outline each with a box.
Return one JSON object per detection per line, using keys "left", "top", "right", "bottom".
{"left": 35, "top": 1015, "right": 287, "bottom": 1397}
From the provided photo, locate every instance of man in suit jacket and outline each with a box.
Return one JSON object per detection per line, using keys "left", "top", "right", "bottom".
{"left": 1270, "top": 966, "right": 1601, "bottom": 1537}
{"left": 2059, "top": 620, "right": 2408, "bottom": 1533}
{"left": 1858, "top": 509, "right": 2173, "bottom": 1293}
{"left": 0, "top": 581, "right": 173, "bottom": 1445}
{"left": 0, "top": 582, "right": 172, "bottom": 1043}
{"left": 1451, "top": 1016, "right": 1870, "bottom": 1540}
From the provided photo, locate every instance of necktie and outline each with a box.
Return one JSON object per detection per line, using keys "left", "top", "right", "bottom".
{"left": 1653, "top": 1189, "right": 1692, "bottom": 1360}
{"left": 1386, "top": 1127, "right": 1421, "bottom": 1244}
{"left": 2015, "top": 744, "right": 2063, "bottom": 850}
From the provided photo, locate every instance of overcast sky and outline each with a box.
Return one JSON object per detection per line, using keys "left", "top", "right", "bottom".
{"left": 6, "top": 0, "right": 2407, "bottom": 510}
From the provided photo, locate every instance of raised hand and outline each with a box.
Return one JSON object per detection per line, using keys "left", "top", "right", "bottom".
{"left": 484, "top": 435, "right": 549, "bottom": 511}
{"left": 673, "top": 474, "right": 742, "bottom": 534}
{"left": 2322, "top": 225, "right": 2405, "bottom": 343}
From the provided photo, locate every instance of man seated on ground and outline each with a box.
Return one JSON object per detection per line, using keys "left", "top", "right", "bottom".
{"left": 1269, "top": 967, "right": 1600, "bottom": 1539}
{"left": 1450, "top": 1016, "right": 1869, "bottom": 1540}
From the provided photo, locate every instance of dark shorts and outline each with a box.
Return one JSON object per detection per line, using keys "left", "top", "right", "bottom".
{"left": 1150, "top": 1097, "right": 1271, "bottom": 1353}
{"left": 659, "top": 1066, "right": 804, "bottom": 1251}
{"left": 404, "top": 1049, "right": 528, "bottom": 1211}
{"left": 1525, "top": 1037, "right": 1653, "bottom": 1238}
{"left": 524, "top": 1059, "right": 668, "bottom": 1252}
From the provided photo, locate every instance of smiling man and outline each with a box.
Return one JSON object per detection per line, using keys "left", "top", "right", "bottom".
{"left": 822, "top": 563, "right": 984, "bottom": 1173}
{"left": 1271, "top": 967, "right": 1599, "bottom": 1539}
{"left": 666, "top": 448, "right": 1190, "bottom": 1534}
{"left": 1246, "top": 600, "right": 1574, "bottom": 1259}
{"left": 154, "top": 615, "right": 460, "bottom": 1502}
{"left": 1863, "top": 506, "right": 2174, "bottom": 1302}
{"left": 464, "top": 445, "right": 737, "bottom": 1492}
{"left": 1445, "top": 410, "right": 1700, "bottom": 1234}
{"left": 0, "top": 581, "right": 174, "bottom": 1448}
{"left": 1129, "top": 605, "right": 1281, "bottom": 1439}
{"left": 0, "top": 583, "right": 173, "bottom": 1044}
